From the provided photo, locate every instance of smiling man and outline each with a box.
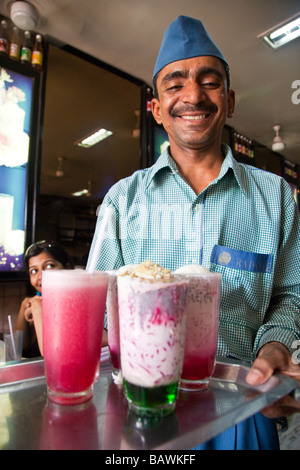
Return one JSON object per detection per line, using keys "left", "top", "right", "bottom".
{"left": 152, "top": 55, "right": 235, "bottom": 194}
{"left": 88, "top": 16, "right": 300, "bottom": 450}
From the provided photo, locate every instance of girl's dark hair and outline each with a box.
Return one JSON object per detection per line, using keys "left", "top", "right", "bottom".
{"left": 24, "top": 240, "right": 74, "bottom": 272}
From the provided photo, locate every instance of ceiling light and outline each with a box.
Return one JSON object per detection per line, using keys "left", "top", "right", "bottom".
{"left": 72, "top": 189, "right": 88, "bottom": 197}
{"left": 259, "top": 13, "right": 300, "bottom": 49}
{"left": 10, "top": 1, "right": 39, "bottom": 31}
{"left": 76, "top": 128, "right": 112, "bottom": 148}
{"left": 71, "top": 181, "right": 92, "bottom": 197}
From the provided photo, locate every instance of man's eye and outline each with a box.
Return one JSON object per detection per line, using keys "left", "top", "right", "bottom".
{"left": 166, "top": 84, "right": 182, "bottom": 91}
{"left": 202, "top": 82, "right": 219, "bottom": 89}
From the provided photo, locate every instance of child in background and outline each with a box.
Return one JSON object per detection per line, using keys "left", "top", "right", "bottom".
{"left": 15, "top": 240, "right": 73, "bottom": 357}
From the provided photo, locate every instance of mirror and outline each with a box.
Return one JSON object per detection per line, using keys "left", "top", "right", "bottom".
{"left": 36, "top": 44, "right": 143, "bottom": 264}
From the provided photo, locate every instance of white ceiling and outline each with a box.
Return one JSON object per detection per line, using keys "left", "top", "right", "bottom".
{"left": 1, "top": 0, "right": 300, "bottom": 167}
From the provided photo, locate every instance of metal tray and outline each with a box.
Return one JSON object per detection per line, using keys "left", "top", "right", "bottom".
{"left": 0, "top": 358, "right": 45, "bottom": 388}
{"left": 0, "top": 350, "right": 298, "bottom": 450}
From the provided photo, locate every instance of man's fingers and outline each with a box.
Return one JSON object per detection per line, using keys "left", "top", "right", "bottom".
{"left": 246, "top": 358, "right": 274, "bottom": 385}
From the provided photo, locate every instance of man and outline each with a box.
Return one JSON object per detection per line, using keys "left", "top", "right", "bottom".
{"left": 88, "top": 16, "right": 300, "bottom": 449}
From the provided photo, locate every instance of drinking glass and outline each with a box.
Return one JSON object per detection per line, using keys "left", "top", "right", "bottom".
{"left": 179, "top": 272, "right": 221, "bottom": 390}
{"left": 42, "top": 269, "right": 108, "bottom": 405}
{"left": 106, "top": 270, "right": 121, "bottom": 374}
{"left": 118, "top": 273, "right": 187, "bottom": 418}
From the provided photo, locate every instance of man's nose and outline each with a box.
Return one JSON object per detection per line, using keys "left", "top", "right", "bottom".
{"left": 181, "top": 80, "right": 206, "bottom": 104}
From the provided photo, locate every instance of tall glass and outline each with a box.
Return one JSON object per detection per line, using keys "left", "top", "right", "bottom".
{"left": 106, "top": 271, "right": 120, "bottom": 373}
{"left": 178, "top": 272, "right": 221, "bottom": 390}
{"left": 118, "top": 274, "right": 187, "bottom": 418}
{"left": 42, "top": 270, "right": 108, "bottom": 405}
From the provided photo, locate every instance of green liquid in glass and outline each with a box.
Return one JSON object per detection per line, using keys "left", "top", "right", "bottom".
{"left": 124, "top": 380, "right": 178, "bottom": 418}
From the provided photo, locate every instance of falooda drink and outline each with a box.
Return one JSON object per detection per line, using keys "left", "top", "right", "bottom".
{"left": 175, "top": 265, "right": 221, "bottom": 390}
{"left": 42, "top": 269, "right": 108, "bottom": 405}
{"left": 118, "top": 261, "right": 187, "bottom": 418}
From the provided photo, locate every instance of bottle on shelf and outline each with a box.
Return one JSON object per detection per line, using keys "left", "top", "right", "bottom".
{"left": 0, "top": 19, "right": 9, "bottom": 56}
{"left": 9, "top": 25, "right": 20, "bottom": 61}
{"left": 249, "top": 140, "right": 255, "bottom": 159}
{"left": 20, "top": 30, "right": 32, "bottom": 64}
{"left": 31, "top": 33, "right": 43, "bottom": 70}
{"left": 237, "top": 134, "right": 242, "bottom": 155}
{"left": 233, "top": 132, "right": 238, "bottom": 154}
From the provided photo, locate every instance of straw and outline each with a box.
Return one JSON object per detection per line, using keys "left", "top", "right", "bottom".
{"left": 87, "top": 205, "right": 114, "bottom": 273}
{"left": 8, "top": 315, "right": 17, "bottom": 360}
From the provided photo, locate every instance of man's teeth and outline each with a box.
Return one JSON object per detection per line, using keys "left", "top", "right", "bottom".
{"left": 181, "top": 114, "right": 208, "bottom": 120}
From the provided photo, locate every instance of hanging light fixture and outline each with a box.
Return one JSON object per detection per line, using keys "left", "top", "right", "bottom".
{"left": 10, "top": 1, "right": 39, "bottom": 31}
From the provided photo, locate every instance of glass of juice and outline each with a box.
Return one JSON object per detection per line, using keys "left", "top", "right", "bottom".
{"left": 42, "top": 269, "right": 108, "bottom": 405}
{"left": 175, "top": 266, "right": 221, "bottom": 391}
{"left": 118, "top": 261, "right": 188, "bottom": 418}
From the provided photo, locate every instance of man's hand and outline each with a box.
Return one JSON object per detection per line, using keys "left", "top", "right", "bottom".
{"left": 246, "top": 341, "right": 300, "bottom": 418}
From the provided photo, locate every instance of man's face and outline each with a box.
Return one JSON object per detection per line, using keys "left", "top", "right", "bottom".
{"left": 151, "top": 56, "right": 235, "bottom": 153}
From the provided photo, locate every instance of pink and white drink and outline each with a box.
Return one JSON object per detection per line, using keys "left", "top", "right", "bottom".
{"left": 175, "top": 265, "right": 222, "bottom": 390}
{"left": 42, "top": 269, "right": 108, "bottom": 405}
{"left": 118, "top": 261, "right": 187, "bottom": 418}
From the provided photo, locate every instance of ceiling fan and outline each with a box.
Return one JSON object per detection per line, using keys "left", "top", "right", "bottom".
{"left": 55, "top": 156, "right": 65, "bottom": 177}
{"left": 272, "top": 125, "right": 285, "bottom": 152}
{"left": 41, "top": 156, "right": 66, "bottom": 178}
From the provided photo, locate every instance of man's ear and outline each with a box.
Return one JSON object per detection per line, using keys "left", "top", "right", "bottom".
{"left": 151, "top": 97, "right": 163, "bottom": 125}
{"left": 227, "top": 89, "right": 235, "bottom": 118}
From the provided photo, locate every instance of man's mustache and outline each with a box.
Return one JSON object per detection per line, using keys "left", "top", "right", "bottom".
{"left": 170, "top": 103, "right": 218, "bottom": 117}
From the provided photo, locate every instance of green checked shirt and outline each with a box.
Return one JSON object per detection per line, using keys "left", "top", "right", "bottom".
{"left": 88, "top": 143, "right": 300, "bottom": 363}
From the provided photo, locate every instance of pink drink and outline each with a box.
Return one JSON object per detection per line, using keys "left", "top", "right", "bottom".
{"left": 106, "top": 271, "right": 120, "bottom": 371}
{"left": 107, "top": 265, "right": 139, "bottom": 374}
{"left": 175, "top": 267, "right": 221, "bottom": 390}
{"left": 42, "top": 270, "right": 108, "bottom": 405}
{"left": 118, "top": 262, "right": 187, "bottom": 417}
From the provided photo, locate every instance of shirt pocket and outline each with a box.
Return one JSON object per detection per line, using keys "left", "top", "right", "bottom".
{"left": 210, "top": 245, "right": 274, "bottom": 331}
{"left": 210, "top": 245, "right": 273, "bottom": 274}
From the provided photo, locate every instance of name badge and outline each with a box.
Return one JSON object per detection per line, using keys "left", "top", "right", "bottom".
{"left": 211, "top": 245, "right": 273, "bottom": 274}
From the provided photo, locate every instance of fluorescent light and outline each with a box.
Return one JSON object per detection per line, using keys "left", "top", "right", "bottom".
{"left": 71, "top": 188, "right": 89, "bottom": 197}
{"left": 259, "top": 13, "right": 300, "bottom": 49}
{"left": 71, "top": 181, "right": 92, "bottom": 197}
{"left": 76, "top": 128, "right": 112, "bottom": 148}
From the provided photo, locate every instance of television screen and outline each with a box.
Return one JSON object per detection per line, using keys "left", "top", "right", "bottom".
{"left": 0, "top": 64, "right": 35, "bottom": 272}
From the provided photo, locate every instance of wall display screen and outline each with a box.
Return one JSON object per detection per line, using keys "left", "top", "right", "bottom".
{"left": 0, "top": 61, "right": 39, "bottom": 275}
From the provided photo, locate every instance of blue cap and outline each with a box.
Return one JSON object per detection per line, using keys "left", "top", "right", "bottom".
{"left": 153, "top": 16, "right": 228, "bottom": 82}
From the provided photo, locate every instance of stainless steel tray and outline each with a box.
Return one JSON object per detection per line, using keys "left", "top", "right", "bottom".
{"left": 0, "top": 358, "right": 45, "bottom": 388}
{"left": 0, "top": 350, "right": 298, "bottom": 450}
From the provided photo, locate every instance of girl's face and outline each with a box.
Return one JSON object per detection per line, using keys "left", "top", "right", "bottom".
{"left": 28, "top": 251, "right": 64, "bottom": 293}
